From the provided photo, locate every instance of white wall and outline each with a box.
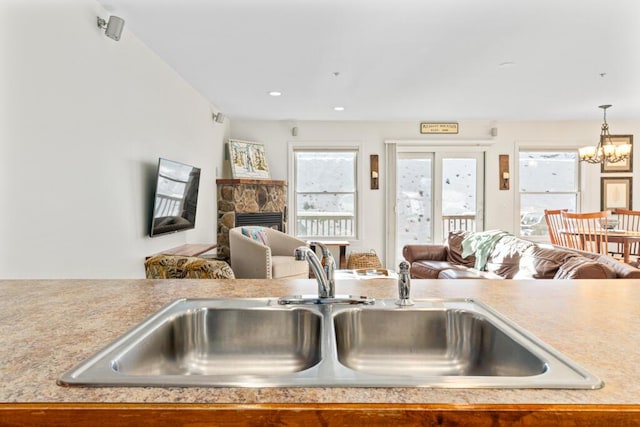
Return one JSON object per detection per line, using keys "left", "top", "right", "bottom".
{"left": 231, "top": 119, "right": 640, "bottom": 267}
{"left": 0, "top": 0, "right": 227, "bottom": 278}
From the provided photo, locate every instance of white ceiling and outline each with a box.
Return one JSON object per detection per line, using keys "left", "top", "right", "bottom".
{"left": 98, "top": 0, "right": 640, "bottom": 121}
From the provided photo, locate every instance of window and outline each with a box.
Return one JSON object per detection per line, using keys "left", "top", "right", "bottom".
{"left": 293, "top": 150, "right": 358, "bottom": 239}
{"left": 519, "top": 150, "right": 579, "bottom": 239}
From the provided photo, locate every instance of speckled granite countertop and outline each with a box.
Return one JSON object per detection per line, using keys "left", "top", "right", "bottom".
{"left": 0, "top": 278, "right": 638, "bottom": 405}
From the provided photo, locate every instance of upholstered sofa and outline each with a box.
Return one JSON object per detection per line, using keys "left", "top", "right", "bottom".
{"left": 403, "top": 230, "right": 640, "bottom": 280}
{"left": 229, "top": 226, "right": 309, "bottom": 279}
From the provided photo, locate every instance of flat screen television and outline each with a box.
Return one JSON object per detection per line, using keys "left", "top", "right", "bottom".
{"left": 150, "top": 158, "right": 201, "bottom": 237}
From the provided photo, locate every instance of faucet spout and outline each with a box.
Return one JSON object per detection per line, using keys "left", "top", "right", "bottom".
{"left": 295, "top": 245, "right": 334, "bottom": 298}
{"left": 279, "top": 243, "right": 372, "bottom": 306}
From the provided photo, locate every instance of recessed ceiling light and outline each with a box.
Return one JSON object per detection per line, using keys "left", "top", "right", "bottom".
{"left": 333, "top": 106, "right": 345, "bottom": 111}
{"left": 268, "top": 91, "right": 282, "bottom": 97}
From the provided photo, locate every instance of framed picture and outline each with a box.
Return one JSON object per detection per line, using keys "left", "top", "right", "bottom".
{"left": 601, "top": 134, "right": 633, "bottom": 173}
{"left": 227, "top": 139, "right": 271, "bottom": 179}
{"left": 601, "top": 177, "right": 632, "bottom": 211}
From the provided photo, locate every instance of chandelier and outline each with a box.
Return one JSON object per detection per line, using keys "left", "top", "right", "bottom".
{"left": 579, "top": 104, "right": 631, "bottom": 164}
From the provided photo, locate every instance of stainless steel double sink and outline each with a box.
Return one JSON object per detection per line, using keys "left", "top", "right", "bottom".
{"left": 58, "top": 298, "right": 603, "bottom": 388}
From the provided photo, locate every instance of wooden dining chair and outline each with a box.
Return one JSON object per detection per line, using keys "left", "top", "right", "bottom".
{"left": 543, "top": 209, "right": 569, "bottom": 246}
{"left": 560, "top": 211, "right": 609, "bottom": 255}
{"left": 613, "top": 208, "right": 640, "bottom": 262}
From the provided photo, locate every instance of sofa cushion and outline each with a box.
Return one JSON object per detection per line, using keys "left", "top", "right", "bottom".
{"left": 514, "top": 245, "right": 578, "bottom": 279}
{"left": 271, "top": 255, "right": 309, "bottom": 279}
{"left": 410, "top": 260, "right": 455, "bottom": 279}
{"left": 594, "top": 255, "right": 640, "bottom": 278}
{"left": 485, "top": 235, "right": 534, "bottom": 278}
{"left": 554, "top": 257, "right": 617, "bottom": 279}
{"left": 438, "top": 267, "right": 503, "bottom": 280}
{"left": 446, "top": 231, "right": 476, "bottom": 268}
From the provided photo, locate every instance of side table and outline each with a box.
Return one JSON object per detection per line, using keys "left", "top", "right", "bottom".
{"left": 145, "top": 243, "right": 217, "bottom": 260}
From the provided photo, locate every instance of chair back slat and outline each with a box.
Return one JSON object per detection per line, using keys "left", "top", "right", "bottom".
{"left": 614, "top": 208, "right": 640, "bottom": 261}
{"left": 544, "top": 209, "right": 569, "bottom": 246}
{"left": 561, "top": 211, "right": 609, "bottom": 255}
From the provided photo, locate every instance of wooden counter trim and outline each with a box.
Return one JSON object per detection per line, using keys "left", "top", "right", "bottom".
{"left": 2, "top": 403, "right": 639, "bottom": 426}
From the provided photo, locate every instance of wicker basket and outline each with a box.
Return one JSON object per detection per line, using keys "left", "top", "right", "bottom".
{"left": 347, "top": 250, "right": 382, "bottom": 269}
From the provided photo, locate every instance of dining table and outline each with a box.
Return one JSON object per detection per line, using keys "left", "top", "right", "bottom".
{"left": 560, "top": 228, "right": 640, "bottom": 264}
{"left": 606, "top": 229, "right": 640, "bottom": 264}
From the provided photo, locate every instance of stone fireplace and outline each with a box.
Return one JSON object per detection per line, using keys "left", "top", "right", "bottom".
{"left": 216, "top": 179, "right": 287, "bottom": 258}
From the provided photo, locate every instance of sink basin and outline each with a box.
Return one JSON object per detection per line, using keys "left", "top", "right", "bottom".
{"left": 58, "top": 298, "right": 603, "bottom": 389}
{"left": 113, "top": 307, "right": 322, "bottom": 376}
{"left": 334, "top": 308, "right": 546, "bottom": 377}
{"left": 59, "top": 299, "right": 324, "bottom": 387}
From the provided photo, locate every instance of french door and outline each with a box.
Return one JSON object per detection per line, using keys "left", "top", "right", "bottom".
{"left": 387, "top": 147, "right": 485, "bottom": 268}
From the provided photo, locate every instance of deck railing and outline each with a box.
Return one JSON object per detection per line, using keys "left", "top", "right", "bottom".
{"left": 296, "top": 213, "right": 474, "bottom": 239}
{"left": 442, "top": 214, "right": 476, "bottom": 235}
{"left": 296, "top": 212, "right": 355, "bottom": 238}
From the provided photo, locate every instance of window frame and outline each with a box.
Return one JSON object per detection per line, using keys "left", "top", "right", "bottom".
{"left": 288, "top": 142, "right": 362, "bottom": 241}
{"left": 516, "top": 147, "right": 581, "bottom": 241}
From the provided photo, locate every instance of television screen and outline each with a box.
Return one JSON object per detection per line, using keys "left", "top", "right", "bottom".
{"left": 150, "top": 158, "right": 201, "bottom": 237}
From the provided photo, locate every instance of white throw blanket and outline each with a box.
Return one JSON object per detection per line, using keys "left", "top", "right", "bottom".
{"left": 461, "top": 230, "right": 510, "bottom": 271}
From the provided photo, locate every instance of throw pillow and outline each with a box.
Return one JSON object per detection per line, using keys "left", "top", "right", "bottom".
{"left": 241, "top": 227, "right": 269, "bottom": 246}
{"left": 446, "top": 230, "right": 476, "bottom": 268}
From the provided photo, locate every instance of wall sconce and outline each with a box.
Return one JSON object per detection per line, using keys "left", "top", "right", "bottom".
{"left": 212, "top": 112, "right": 225, "bottom": 124}
{"left": 370, "top": 154, "right": 379, "bottom": 190}
{"left": 499, "top": 154, "right": 510, "bottom": 190}
{"left": 502, "top": 171, "right": 510, "bottom": 188}
{"left": 97, "top": 16, "right": 125, "bottom": 41}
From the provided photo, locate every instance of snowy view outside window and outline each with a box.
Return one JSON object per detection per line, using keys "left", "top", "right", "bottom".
{"left": 295, "top": 151, "right": 357, "bottom": 238}
{"left": 519, "top": 151, "right": 578, "bottom": 237}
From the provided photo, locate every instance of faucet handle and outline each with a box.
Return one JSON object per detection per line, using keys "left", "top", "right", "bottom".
{"left": 399, "top": 261, "right": 410, "bottom": 274}
{"left": 294, "top": 247, "right": 308, "bottom": 260}
{"left": 309, "top": 241, "right": 332, "bottom": 259}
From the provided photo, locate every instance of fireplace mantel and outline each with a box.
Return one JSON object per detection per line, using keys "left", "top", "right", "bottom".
{"left": 216, "top": 179, "right": 287, "bottom": 186}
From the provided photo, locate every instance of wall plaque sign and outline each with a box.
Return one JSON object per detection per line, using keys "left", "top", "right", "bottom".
{"left": 420, "top": 123, "right": 459, "bottom": 134}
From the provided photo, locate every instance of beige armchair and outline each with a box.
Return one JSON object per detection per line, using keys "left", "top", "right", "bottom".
{"left": 229, "top": 226, "right": 309, "bottom": 279}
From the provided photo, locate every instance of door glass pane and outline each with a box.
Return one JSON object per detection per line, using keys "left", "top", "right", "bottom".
{"left": 442, "top": 158, "right": 477, "bottom": 236}
{"left": 396, "top": 157, "right": 432, "bottom": 261}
